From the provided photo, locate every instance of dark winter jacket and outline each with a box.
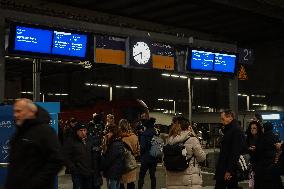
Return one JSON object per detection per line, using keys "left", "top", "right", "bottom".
{"left": 5, "top": 106, "right": 64, "bottom": 189}
{"left": 140, "top": 127, "right": 157, "bottom": 156}
{"left": 63, "top": 136, "right": 95, "bottom": 176}
{"left": 215, "top": 119, "right": 245, "bottom": 181}
{"left": 102, "top": 138, "right": 125, "bottom": 179}
{"left": 254, "top": 130, "right": 283, "bottom": 189}
{"left": 255, "top": 130, "right": 279, "bottom": 168}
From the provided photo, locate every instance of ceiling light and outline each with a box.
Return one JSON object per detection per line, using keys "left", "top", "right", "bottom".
{"left": 180, "top": 76, "right": 188, "bottom": 79}
{"left": 162, "top": 73, "right": 171, "bottom": 77}
{"left": 171, "top": 75, "right": 179, "bottom": 78}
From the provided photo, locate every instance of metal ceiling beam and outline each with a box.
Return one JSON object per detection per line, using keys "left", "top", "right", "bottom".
{"left": 121, "top": 0, "right": 184, "bottom": 16}
{"left": 0, "top": 16, "right": 5, "bottom": 103}
{"left": 141, "top": 3, "right": 196, "bottom": 19}
{"left": 204, "top": 0, "right": 284, "bottom": 22}
{"left": 0, "top": 4, "right": 237, "bottom": 51}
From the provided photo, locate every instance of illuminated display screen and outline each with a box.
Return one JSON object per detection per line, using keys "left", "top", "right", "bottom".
{"left": 214, "top": 53, "right": 236, "bottom": 73}
{"left": 14, "top": 26, "right": 52, "bottom": 54}
{"left": 52, "top": 31, "right": 87, "bottom": 58}
{"left": 188, "top": 49, "right": 236, "bottom": 74}
{"left": 95, "top": 36, "right": 126, "bottom": 65}
{"left": 10, "top": 24, "right": 89, "bottom": 60}
{"left": 191, "top": 50, "right": 214, "bottom": 71}
{"left": 152, "top": 42, "right": 175, "bottom": 70}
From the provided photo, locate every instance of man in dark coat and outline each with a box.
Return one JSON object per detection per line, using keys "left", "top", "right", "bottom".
{"left": 5, "top": 98, "right": 64, "bottom": 189}
{"left": 138, "top": 117, "right": 158, "bottom": 189}
{"left": 215, "top": 110, "right": 245, "bottom": 189}
{"left": 254, "top": 122, "right": 283, "bottom": 189}
{"left": 63, "top": 122, "right": 102, "bottom": 189}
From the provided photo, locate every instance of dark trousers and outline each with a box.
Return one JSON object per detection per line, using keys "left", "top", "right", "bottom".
{"left": 138, "top": 156, "right": 157, "bottom": 189}
{"left": 71, "top": 174, "right": 92, "bottom": 189}
{"left": 215, "top": 179, "right": 241, "bottom": 189}
{"left": 120, "top": 182, "right": 135, "bottom": 189}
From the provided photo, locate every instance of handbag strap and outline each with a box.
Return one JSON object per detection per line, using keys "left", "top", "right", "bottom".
{"left": 123, "top": 142, "right": 135, "bottom": 156}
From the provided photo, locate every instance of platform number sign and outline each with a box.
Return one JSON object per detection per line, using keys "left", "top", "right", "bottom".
{"left": 238, "top": 48, "right": 254, "bottom": 65}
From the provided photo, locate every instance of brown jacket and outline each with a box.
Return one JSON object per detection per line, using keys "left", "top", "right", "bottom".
{"left": 166, "top": 131, "right": 206, "bottom": 189}
{"left": 121, "top": 132, "right": 140, "bottom": 184}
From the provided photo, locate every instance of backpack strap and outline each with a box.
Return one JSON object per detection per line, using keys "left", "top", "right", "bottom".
{"left": 123, "top": 142, "right": 135, "bottom": 155}
{"left": 182, "top": 137, "right": 191, "bottom": 144}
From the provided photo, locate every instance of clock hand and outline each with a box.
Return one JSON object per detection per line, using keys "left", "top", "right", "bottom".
{"left": 133, "top": 52, "right": 142, "bottom": 58}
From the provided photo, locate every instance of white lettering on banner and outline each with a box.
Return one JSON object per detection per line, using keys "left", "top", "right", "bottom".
{"left": 1, "top": 140, "right": 10, "bottom": 160}
{"left": 49, "top": 119, "right": 56, "bottom": 126}
{"left": 0, "top": 121, "right": 13, "bottom": 128}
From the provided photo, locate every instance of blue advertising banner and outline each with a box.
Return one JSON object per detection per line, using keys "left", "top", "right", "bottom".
{"left": 36, "top": 102, "right": 60, "bottom": 133}
{"left": 0, "top": 105, "right": 15, "bottom": 187}
{"left": 0, "top": 103, "right": 60, "bottom": 189}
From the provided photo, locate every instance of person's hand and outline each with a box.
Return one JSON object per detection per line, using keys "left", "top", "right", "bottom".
{"left": 224, "top": 172, "right": 232, "bottom": 181}
{"left": 249, "top": 145, "right": 256, "bottom": 151}
{"left": 275, "top": 142, "right": 282, "bottom": 151}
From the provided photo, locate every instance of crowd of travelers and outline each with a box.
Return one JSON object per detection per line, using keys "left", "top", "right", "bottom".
{"left": 3, "top": 98, "right": 284, "bottom": 189}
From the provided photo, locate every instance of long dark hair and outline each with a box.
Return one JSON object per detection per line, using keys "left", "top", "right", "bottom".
{"left": 107, "top": 124, "right": 122, "bottom": 143}
{"left": 246, "top": 121, "right": 263, "bottom": 143}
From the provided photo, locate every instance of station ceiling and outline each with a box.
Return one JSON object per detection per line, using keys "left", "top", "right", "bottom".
{"left": 38, "top": 0, "right": 284, "bottom": 44}
{"left": 2, "top": 0, "right": 284, "bottom": 107}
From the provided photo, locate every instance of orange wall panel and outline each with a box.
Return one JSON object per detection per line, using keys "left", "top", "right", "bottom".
{"left": 152, "top": 54, "right": 174, "bottom": 70}
{"left": 95, "top": 48, "right": 126, "bottom": 65}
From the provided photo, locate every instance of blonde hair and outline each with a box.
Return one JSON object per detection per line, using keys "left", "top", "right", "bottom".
{"left": 15, "top": 98, "right": 37, "bottom": 113}
{"left": 119, "top": 119, "right": 131, "bottom": 133}
{"left": 169, "top": 117, "right": 191, "bottom": 137}
{"left": 169, "top": 123, "right": 181, "bottom": 137}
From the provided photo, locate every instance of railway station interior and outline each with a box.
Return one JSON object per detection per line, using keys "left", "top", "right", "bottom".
{"left": 1, "top": 0, "right": 284, "bottom": 189}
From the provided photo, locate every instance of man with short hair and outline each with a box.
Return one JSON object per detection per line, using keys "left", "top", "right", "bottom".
{"left": 215, "top": 110, "right": 244, "bottom": 189}
{"left": 5, "top": 98, "right": 64, "bottom": 189}
{"left": 138, "top": 117, "right": 158, "bottom": 189}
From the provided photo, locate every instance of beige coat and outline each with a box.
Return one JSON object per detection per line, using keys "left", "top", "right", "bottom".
{"left": 166, "top": 131, "right": 206, "bottom": 189}
{"left": 120, "top": 133, "right": 140, "bottom": 184}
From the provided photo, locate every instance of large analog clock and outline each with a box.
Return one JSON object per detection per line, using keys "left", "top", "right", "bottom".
{"left": 132, "top": 42, "right": 151, "bottom": 65}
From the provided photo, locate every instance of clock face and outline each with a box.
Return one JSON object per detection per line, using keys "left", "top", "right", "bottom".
{"left": 132, "top": 42, "right": 151, "bottom": 65}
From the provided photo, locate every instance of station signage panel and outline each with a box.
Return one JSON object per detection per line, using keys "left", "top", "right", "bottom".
{"left": 238, "top": 48, "right": 254, "bottom": 65}
{"left": 127, "top": 37, "right": 175, "bottom": 70}
{"left": 128, "top": 38, "right": 153, "bottom": 69}
{"left": 8, "top": 23, "right": 90, "bottom": 60}
{"left": 152, "top": 42, "right": 175, "bottom": 71}
{"left": 187, "top": 49, "right": 237, "bottom": 75}
{"left": 95, "top": 35, "right": 126, "bottom": 65}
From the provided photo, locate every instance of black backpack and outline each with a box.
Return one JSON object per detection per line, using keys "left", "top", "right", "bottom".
{"left": 163, "top": 137, "right": 193, "bottom": 171}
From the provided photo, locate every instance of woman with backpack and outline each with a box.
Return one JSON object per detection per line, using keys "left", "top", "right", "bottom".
{"left": 101, "top": 124, "right": 125, "bottom": 189}
{"left": 119, "top": 119, "right": 140, "bottom": 189}
{"left": 165, "top": 116, "right": 206, "bottom": 189}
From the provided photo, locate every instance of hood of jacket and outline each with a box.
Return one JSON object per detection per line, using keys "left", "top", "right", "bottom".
{"left": 168, "top": 130, "right": 191, "bottom": 145}
{"left": 18, "top": 105, "right": 51, "bottom": 130}
{"left": 142, "top": 127, "right": 157, "bottom": 137}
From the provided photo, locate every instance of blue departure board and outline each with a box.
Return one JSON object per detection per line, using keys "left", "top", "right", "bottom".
{"left": 9, "top": 24, "right": 89, "bottom": 60}
{"left": 214, "top": 53, "right": 236, "bottom": 73}
{"left": 14, "top": 26, "right": 52, "bottom": 54}
{"left": 52, "top": 31, "right": 87, "bottom": 58}
{"left": 191, "top": 50, "right": 214, "bottom": 71}
{"left": 188, "top": 49, "right": 236, "bottom": 74}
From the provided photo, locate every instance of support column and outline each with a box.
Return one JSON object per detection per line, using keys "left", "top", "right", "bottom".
{"left": 229, "top": 77, "right": 238, "bottom": 116}
{"left": 0, "top": 17, "right": 5, "bottom": 103}
{"left": 33, "top": 59, "right": 41, "bottom": 102}
{"left": 109, "top": 86, "right": 113, "bottom": 101}
{"left": 246, "top": 95, "right": 250, "bottom": 111}
{"left": 188, "top": 78, "right": 192, "bottom": 121}
{"left": 173, "top": 100, "right": 176, "bottom": 115}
